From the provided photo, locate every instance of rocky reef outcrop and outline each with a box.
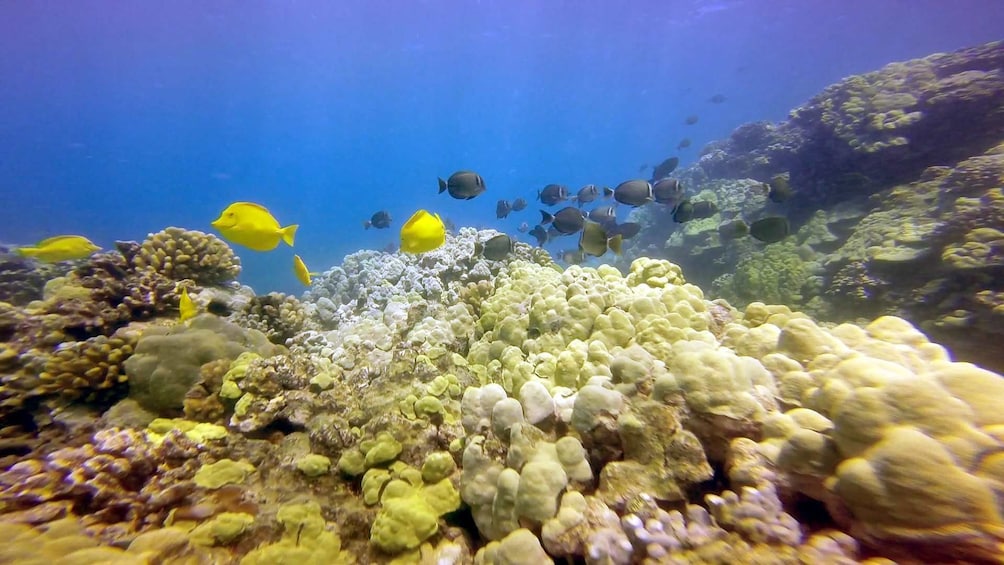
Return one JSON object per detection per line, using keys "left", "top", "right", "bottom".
{"left": 626, "top": 40, "right": 1004, "bottom": 372}
{"left": 699, "top": 40, "right": 1004, "bottom": 214}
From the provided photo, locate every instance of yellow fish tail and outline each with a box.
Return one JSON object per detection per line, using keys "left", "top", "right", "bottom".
{"left": 14, "top": 247, "right": 38, "bottom": 258}
{"left": 281, "top": 224, "right": 299, "bottom": 247}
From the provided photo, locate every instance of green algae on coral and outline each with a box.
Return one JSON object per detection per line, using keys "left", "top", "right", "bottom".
{"left": 189, "top": 512, "right": 255, "bottom": 546}
{"left": 296, "top": 454, "right": 332, "bottom": 477}
{"left": 241, "top": 502, "right": 346, "bottom": 564}
{"left": 194, "top": 459, "right": 256, "bottom": 489}
{"left": 145, "top": 418, "right": 227, "bottom": 445}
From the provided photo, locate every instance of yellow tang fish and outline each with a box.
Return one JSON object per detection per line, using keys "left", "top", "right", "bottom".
{"left": 16, "top": 235, "right": 100, "bottom": 263}
{"left": 400, "top": 209, "right": 446, "bottom": 253}
{"left": 293, "top": 254, "right": 317, "bottom": 287}
{"left": 179, "top": 287, "right": 197, "bottom": 322}
{"left": 211, "top": 201, "right": 299, "bottom": 252}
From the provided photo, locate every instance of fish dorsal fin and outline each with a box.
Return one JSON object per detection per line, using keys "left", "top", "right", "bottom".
{"left": 404, "top": 210, "right": 428, "bottom": 229}
{"left": 232, "top": 201, "right": 272, "bottom": 214}
{"left": 37, "top": 235, "right": 84, "bottom": 246}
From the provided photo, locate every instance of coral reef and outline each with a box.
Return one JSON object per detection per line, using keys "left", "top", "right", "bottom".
{"left": 700, "top": 40, "right": 1004, "bottom": 210}
{"left": 0, "top": 254, "right": 71, "bottom": 307}
{"left": 0, "top": 427, "right": 204, "bottom": 540}
{"left": 4, "top": 42, "right": 1004, "bottom": 565}
{"left": 0, "top": 229, "right": 249, "bottom": 417}
{"left": 124, "top": 315, "right": 281, "bottom": 415}
{"left": 0, "top": 517, "right": 221, "bottom": 564}
{"left": 4, "top": 240, "right": 1004, "bottom": 562}
{"left": 625, "top": 41, "right": 1004, "bottom": 371}
{"left": 303, "top": 227, "right": 554, "bottom": 329}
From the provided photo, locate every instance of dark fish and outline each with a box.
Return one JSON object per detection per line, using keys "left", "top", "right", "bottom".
{"left": 677, "top": 138, "right": 692, "bottom": 150}
{"left": 709, "top": 93, "right": 727, "bottom": 103}
{"left": 573, "top": 184, "right": 612, "bottom": 207}
{"left": 540, "top": 206, "right": 586, "bottom": 234}
{"left": 638, "top": 163, "right": 649, "bottom": 173}
{"left": 365, "top": 210, "right": 392, "bottom": 230}
{"left": 767, "top": 175, "right": 793, "bottom": 203}
{"left": 517, "top": 221, "right": 530, "bottom": 233}
{"left": 547, "top": 226, "right": 562, "bottom": 239}
{"left": 652, "top": 178, "right": 685, "bottom": 206}
{"left": 496, "top": 199, "right": 513, "bottom": 219}
{"left": 691, "top": 200, "right": 718, "bottom": 219}
{"left": 475, "top": 234, "right": 515, "bottom": 261}
{"left": 672, "top": 199, "right": 718, "bottom": 223}
{"left": 588, "top": 204, "right": 617, "bottom": 226}
{"left": 578, "top": 221, "right": 623, "bottom": 257}
{"left": 673, "top": 201, "right": 693, "bottom": 223}
{"left": 438, "top": 170, "right": 486, "bottom": 200}
{"left": 381, "top": 242, "right": 399, "bottom": 253}
{"left": 574, "top": 184, "right": 599, "bottom": 207}
{"left": 749, "top": 217, "right": 791, "bottom": 243}
{"left": 538, "top": 184, "right": 569, "bottom": 206}
{"left": 609, "top": 222, "right": 642, "bottom": 239}
{"left": 529, "top": 225, "right": 549, "bottom": 246}
{"left": 561, "top": 249, "right": 585, "bottom": 265}
{"left": 684, "top": 115, "right": 699, "bottom": 125}
{"left": 613, "top": 180, "right": 653, "bottom": 207}
{"left": 651, "top": 157, "right": 679, "bottom": 180}
{"left": 718, "top": 219, "right": 750, "bottom": 241}
{"left": 512, "top": 198, "right": 528, "bottom": 211}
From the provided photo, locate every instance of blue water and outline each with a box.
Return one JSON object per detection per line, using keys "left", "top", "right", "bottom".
{"left": 2, "top": 1, "right": 1001, "bottom": 293}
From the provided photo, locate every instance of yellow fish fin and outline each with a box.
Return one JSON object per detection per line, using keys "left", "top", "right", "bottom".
{"left": 233, "top": 201, "right": 272, "bottom": 213}
{"left": 37, "top": 235, "right": 87, "bottom": 246}
{"left": 281, "top": 224, "right": 299, "bottom": 247}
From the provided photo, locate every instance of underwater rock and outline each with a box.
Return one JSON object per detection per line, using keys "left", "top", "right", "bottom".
{"left": 700, "top": 40, "right": 1004, "bottom": 210}
{"left": 626, "top": 57, "right": 1004, "bottom": 371}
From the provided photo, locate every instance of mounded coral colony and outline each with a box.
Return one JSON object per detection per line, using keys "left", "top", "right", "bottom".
{"left": 0, "top": 42, "right": 1003, "bottom": 564}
